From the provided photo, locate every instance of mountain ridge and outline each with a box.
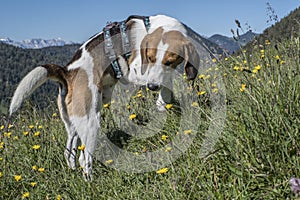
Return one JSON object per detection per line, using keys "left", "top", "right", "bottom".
{"left": 208, "top": 31, "right": 258, "bottom": 54}
{"left": 0, "top": 37, "right": 77, "bottom": 49}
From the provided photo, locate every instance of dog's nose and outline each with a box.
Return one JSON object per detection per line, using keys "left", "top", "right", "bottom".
{"left": 147, "top": 83, "right": 161, "bottom": 91}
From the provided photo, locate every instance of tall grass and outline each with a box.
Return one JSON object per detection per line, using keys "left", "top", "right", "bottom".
{"left": 0, "top": 36, "right": 300, "bottom": 199}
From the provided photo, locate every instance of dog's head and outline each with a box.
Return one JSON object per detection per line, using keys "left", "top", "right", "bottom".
{"left": 138, "top": 27, "right": 199, "bottom": 91}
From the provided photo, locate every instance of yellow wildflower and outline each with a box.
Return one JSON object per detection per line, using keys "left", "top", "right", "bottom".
{"left": 22, "top": 192, "right": 30, "bottom": 198}
{"left": 161, "top": 135, "right": 168, "bottom": 141}
{"left": 4, "top": 132, "right": 12, "bottom": 138}
{"left": 275, "top": 55, "right": 280, "bottom": 60}
{"left": 191, "top": 102, "right": 199, "bottom": 107}
{"left": 14, "top": 175, "right": 22, "bottom": 182}
{"left": 129, "top": 114, "right": 137, "bottom": 120}
{"left": 8, "top": 124, "right": 13, "bottom": 129}
{"left": 233, "top": 66, "right": 240, "bottom": 71}
{"left": 204, "top": 75, "right": 211, "bottom": 79}
{"left": 0, "top": 125, "right": 4, "bottom": 130}
{"left": 38, "top": 125, "right": 43, "bottom": 129}
{"left": 240, "top": 84, "right": 246, "bottom": 92}
{"left": 0, "top": 157, "right": 2, "bottom": 161}
{"left": 23, "top": 131, "right": 29, "bottom": 136}
{"left": 52, "top": 113, "right": 58, "bottom": 117}
{"left": 57, "top": 195, "right": 62, "bottom": 200}
{"left": 34, "top": 131, "right": 41, "bottom": 137}
{"left": 212, "top": 58, "right": 217, "bottom": 63}
{"left": 184, "top": 130, "right": 192, "bottom": 135}
{"left": 32, "top": 165, "right": 38, "bottom": 170}
{"left": 252, "top": 65, "right": 261, "bottom": 73}
{"left": 78, "top": 145, "right": 85, "bottom": 151}
{"left": 32, "top": 145, "right": 41, "bottom": 150}
{"left": 28, "top": 125, "right": 35, "bottom": 129}
{"left": 103, "top": 103, "right": 110, "bottom": 108}
{"left": 165, "top": 104, "right": 173, "bottom": 109}
{"left": 0, "top": 142, "right": 4, "bottom": 149}
{"left": 165, "top": 147, "right": 172, "bottom": 152}
{"left": 38, "top": 168, "right": 45, "bottom": 172}
{"left": 105, "top": 159, "right": 113, "bottom": 165}
{"left": 30, "top": 182, "right": 37, "bottom": 187}
{"left": 197, "top": 91, "right": 206, "bottom": 96}
{"left": 156, "top": 167, "right": 169, "bottom": 174}
{"left": 212, "top": 88, "right": 219, "bottom": 93}
{"left": 198, "top": 74, "right": 205, "bottom": 79}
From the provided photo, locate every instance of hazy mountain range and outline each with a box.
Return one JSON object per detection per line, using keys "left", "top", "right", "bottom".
{"left": 0, "top": 37, "right": 76, "bottom": 49}
{"left": 0, "top": 31, "right": 257, "bottom": 54}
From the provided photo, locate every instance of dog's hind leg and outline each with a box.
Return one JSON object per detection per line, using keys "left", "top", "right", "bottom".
{"left": 57, "top": 86, "right": 79, "bottom": 170}
{"left": 69, "top": 70, "right": 100, "bottom": 181}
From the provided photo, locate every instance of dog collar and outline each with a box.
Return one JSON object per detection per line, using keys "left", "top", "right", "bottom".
{"left": 103, "top": 22, "right": 124, "bottom": 79}
{"left": 103, "top": 16, "right": 151, "bottom": 79}
{"left": 143, "top": 17, "right": 151, "bottom": 32}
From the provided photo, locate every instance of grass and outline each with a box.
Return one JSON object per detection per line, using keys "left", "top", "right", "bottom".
{"left": 1, "top": 36, "right": 300, "bottom": 199}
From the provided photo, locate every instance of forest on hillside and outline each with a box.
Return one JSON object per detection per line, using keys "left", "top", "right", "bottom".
{"left": 0, "top": 43, "right": 80, "bottom": 114}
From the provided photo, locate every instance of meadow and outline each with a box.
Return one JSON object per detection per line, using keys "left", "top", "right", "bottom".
{"left": 0, "top": 34, "right": 300, "bottom": 199}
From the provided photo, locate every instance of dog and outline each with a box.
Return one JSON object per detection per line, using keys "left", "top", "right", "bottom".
{"left": 9, "top": 15, "right": 217, "bottom": 180}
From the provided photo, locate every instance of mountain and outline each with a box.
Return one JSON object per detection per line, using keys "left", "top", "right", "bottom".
{"left": 208, "top": 31, "right": 258, "bottom": 54}
{"left": 0, "top": 37, "right": 76, "bottom": 49}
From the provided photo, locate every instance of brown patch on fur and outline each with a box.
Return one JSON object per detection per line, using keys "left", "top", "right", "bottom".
{"left": 140, "top": 27, "right": 164, "bottom": 74}
{"left": 127, "top": 49, "right": 136, "bottom": 66}
{"left": 162, "top": 31, "right": 199, "bottom": 80}
{"left": 67, "top": 69, "right": 92, "bottom": 117}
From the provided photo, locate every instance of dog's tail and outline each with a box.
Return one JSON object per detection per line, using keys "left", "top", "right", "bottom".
{"left": 9, "top": 64, "right": 66, "bottom": 116}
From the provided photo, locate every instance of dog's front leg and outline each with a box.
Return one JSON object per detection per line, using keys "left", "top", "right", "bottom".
{"left": 73, "top": 110, "right": 100, "bottom": 181}
{"left": 156, "top": 86, "right": 174, "bottom": 111}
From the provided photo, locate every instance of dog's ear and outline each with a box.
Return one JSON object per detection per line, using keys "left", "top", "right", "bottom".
{"left": 183, "top": 42, "right": 199, "bottom": 80}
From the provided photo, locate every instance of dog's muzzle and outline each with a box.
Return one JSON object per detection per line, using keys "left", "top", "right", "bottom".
{"left": 147, "top": 83, "right": 161, "bottom": 91}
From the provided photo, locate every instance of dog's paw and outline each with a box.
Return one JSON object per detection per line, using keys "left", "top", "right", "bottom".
{"left": 83, "top": 171, "right": 93, "bottom": 182}
{"left": 64, "top": 149, "right": 76, "bottom": 170}
{"left": 156, "top": 99, "right": 167, "bottom": 112}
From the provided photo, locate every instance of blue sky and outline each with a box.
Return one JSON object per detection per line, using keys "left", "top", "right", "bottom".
{"left": 1, "top": 0, "right": 299, "bottom": 42}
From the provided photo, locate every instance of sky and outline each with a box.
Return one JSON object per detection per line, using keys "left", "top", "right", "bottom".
{"left": 1, "top": 0, "right": 299, "bottom": 43}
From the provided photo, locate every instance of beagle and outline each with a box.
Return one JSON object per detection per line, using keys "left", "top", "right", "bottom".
{"left": 9, "top": 15, "right": 215, "bottom": 180}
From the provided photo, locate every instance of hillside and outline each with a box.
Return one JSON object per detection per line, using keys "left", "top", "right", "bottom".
{"left": 0, "top": 43, "right": 80, "bottom": 114}
{"left": 251, "top": 6, "right": 300, "bottom": 45}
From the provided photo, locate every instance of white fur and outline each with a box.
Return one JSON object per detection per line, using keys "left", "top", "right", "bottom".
{"left": 149, "top": 15, "right": 187, "bottom": 35}
{"left": 10, "top": 66, "right": 48, "bottom": 115}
